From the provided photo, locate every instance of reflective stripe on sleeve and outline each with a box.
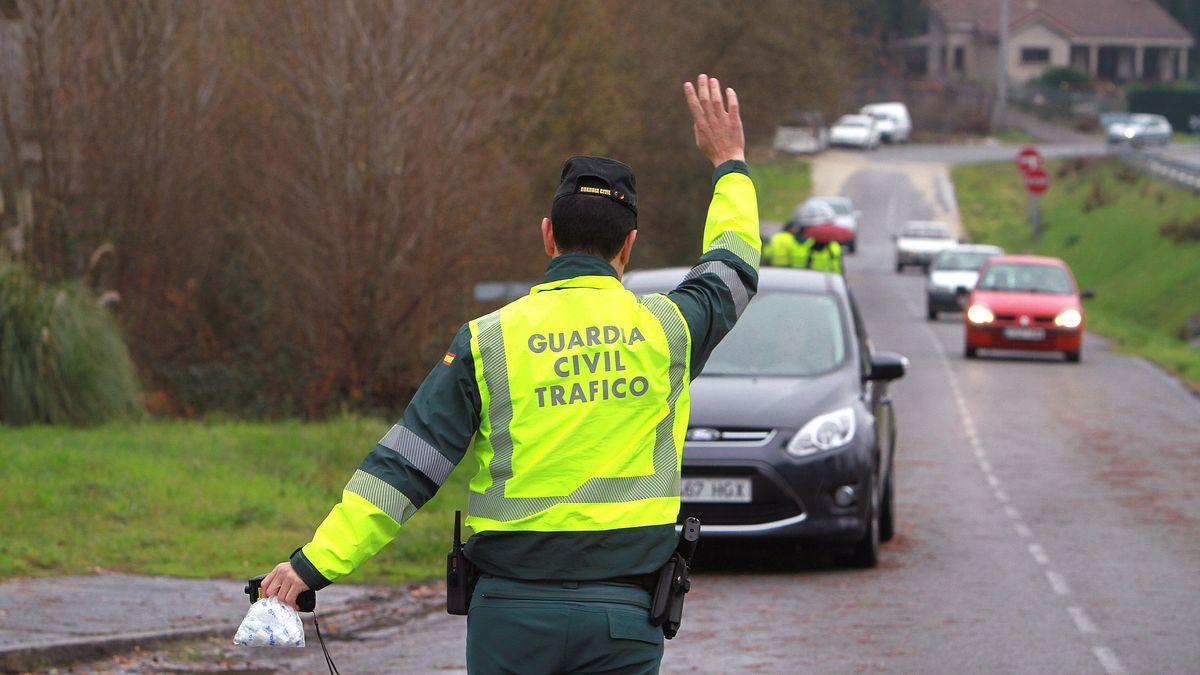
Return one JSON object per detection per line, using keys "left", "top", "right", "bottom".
{"left": 378, "top": 424, "right": 455, "bottom": 486}
{"left": 682, "top": 260, "right": 751, "bottom": 318}
{"left": 345, "top": 469, "right": 418, "bottom": 525}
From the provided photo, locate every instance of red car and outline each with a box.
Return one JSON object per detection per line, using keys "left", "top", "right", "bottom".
{"left": 963, "top": 255, "right": 1093, "bottom": 363}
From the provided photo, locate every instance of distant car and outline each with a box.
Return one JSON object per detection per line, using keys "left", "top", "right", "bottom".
{"left": 894, "top": 221, "right": 957, "bottom": 272}
{"left": 964, "top": 255, "right": 1093, "bottom": 362}
{"left": 792, "top": 198, "right": 854, "bottom": 249}
{"left": 861, "top": 102, "right": 912, "bottom": 143}
{"left": 773, "top": 112, "right": 829, "bottom": 155}
{"left": 1106, "top": 113, "right": 1172, "bottom": 147}
{"left": 830, "top": 114, "right": 881, "bottom": 150}
{"left": 810, "top": 196, "right": 861, "bottom": 252}
{"left": 623, "top": 267, "right": 907, "bottom": 567}
{"left": 925, "top": 244, "right": 1004, "bottom": 319}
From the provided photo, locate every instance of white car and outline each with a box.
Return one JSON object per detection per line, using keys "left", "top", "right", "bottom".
{"left": 811, "top": 196, "right": 861, "bottom": 252}
{"left": 925, "top": 244, "right": 1004, "bottom": 319}
{"left": 830, "top": 115, "right": 881, "bottom": 150}
{"left": 894, "top": 221, "right": 957, "bottom": 272}
{"left": 861, "top": 102, "right": 912, "bottom": 144}
{"left": 1105, "top": 113, "right": 1172, "bottom": 147}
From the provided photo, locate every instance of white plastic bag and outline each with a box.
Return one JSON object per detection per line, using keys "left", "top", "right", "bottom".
{"left": 234, "top": 597, "right": 306, "bottom": 648}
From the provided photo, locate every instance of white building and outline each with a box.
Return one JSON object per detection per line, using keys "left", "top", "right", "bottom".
{"left": 906, "top": 0, "right": 1195, "bottom": 83}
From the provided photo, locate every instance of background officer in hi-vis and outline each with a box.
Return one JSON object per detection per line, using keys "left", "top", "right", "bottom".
{"left": 260, "top": 73, "right": 759, "bottom": 674}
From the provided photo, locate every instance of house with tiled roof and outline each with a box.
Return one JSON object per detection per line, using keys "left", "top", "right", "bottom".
{"left": 906, "top": 0, "right": 1194, "bottom": 82}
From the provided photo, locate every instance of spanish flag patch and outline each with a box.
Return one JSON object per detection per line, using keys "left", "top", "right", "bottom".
{"left": 442, "top": 352, "right": 456, "bottom": 366}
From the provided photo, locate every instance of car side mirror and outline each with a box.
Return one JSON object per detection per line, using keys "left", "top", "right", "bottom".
{"left": 1080, "top": 289, "right": 1096, "bottom": 300}
{"left": 868, "top": 351, "right": 907, "bottom": 382}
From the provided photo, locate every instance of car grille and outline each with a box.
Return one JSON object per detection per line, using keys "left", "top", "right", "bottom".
{"left": 677, "top": 465, "right": 803, "bottom": 527}
{"left": 684, "top": 428, "right": 773, "bottom": 445}
{"left": 994, "top": 313, "right": 1056, "bottom": 326}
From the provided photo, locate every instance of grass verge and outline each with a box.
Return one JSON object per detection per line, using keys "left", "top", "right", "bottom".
{"left": 0, "top": 417, "right": 469, "bottom": 583}
{"left": 952, "top": 157, "right": 1200, "bottom": 387}
{"left": 753, "top": 159, "right": 812, "bottom": 223}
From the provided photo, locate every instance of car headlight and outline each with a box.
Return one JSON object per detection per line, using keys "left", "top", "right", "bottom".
{"left": 1055, "top": 308, "right": 1082, "bottom": 328}
{"left": 786, "top": 407, "right": 855, "bottom": 456}
{"left": 966, "top": 304, "right": 994, "bottom": 324}
{"left": 1124, "top": 128, "right": 1135, "bottom": 138}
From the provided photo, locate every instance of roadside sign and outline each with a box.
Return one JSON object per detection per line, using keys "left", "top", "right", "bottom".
{"left": 1016, "top": 145, "right": 1043, "bottom": 175}
{"left": 1025, "top": 167, "right": 1050, "bottom": 195}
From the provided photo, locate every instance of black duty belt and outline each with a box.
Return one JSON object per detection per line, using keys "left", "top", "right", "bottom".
{"left": 597, "top": 572, "right": 658, "bottom": 592}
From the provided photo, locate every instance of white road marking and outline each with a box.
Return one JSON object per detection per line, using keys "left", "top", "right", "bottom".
{"left": 1092, "top": 646, "right": 1127, "bottom": 674}
{"left": 1028, "top": 543, "right": 1049, "bottom": 565}
{"left": 1003, "top": 505, "right": 1021, "bottom": 520}
{"left": 993, "top": 489, "right": 1009, "bottom": 503}
{"left": 1068, "top": 606, "right": 1098, "bottom": 634}
{"left": 1014, "top": 522, "right": 1032, "bottom": 537}
{"left": 1045, "top": 570, "right": 1071, "bottom": 596}
{"left": 985, "top": 473, "right": 1001, "bottom": 488}
{"left": 978, "top": 458, "right": 993, "bottom": 473}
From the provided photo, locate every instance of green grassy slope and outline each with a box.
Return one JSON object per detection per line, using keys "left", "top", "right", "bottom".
{"left": 0, "top": 417, "right": 470, "bottom": 582}
{"left": 753, "top": 159, "right": 812, "bottom": 223}
{"left": 953, "top": 158, "right": 1200, "bottom": 385}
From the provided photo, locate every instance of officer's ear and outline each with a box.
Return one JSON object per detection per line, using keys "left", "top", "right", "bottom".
{"left": 616, "top": 229, "right": 637, "bottom": 268}
{"left": 541, "top": 217, "right": 557, "bottom": 257}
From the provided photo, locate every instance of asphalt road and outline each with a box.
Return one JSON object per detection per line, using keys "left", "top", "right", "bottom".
{"left": 92, "top": 150, "right": 1200, "bottom": 674}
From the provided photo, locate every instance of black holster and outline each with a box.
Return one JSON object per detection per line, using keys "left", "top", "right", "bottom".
{"left": 446, "top": 510, "right": 478, "bottom": 615}
{"left": 649, "top": 517, "right": 701, "bottom": 639}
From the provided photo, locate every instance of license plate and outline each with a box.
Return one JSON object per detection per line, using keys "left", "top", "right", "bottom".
{"left": 1004, "top": 327, "right": 1046, "bottom": 341}
{"left": 681, "top": 478, "right": 752, "bottom": 503}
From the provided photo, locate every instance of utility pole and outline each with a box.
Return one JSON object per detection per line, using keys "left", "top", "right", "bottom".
{"left": 992, "top": 0, "right": 1010, "bottom": 132}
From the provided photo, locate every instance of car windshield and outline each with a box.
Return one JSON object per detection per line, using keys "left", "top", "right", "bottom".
{"left": 977, "top": 263, "right": 1073, "bottom": 294}
{"left": 703, "top": 292, "right": 847, "bottom": 377}
{"left": 837, "top": 118, "right": 866, "bottom": 128}
{"left": 901, "top": 225, "right": 951, "bottom": 239}
{"left": 824, "top": 200, "right": 852, "bottom": 215}
{"left": 933, "top": 251, "right": 995, "bottom": 271}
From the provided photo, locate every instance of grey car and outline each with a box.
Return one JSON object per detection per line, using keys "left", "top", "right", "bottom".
{"left": 926, "top": 244, "right": 1003, "bottom": 319}
{"left": 624, "top": 267, "right": 907, "bottom": 567}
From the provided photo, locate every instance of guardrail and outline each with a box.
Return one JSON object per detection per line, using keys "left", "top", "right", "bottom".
{"left": 1117, "top": 147, "right": 1200, "bottom": 191}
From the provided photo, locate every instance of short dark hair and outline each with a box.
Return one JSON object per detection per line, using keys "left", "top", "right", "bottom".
{"left": 550, "top": 179, "right": 636, "bottom": 259}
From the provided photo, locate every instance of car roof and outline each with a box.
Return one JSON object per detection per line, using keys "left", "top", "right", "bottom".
{"left": 623, "top": 266, "right": 846, "bottom": 296}
{"left": 837, "top": 114, "right": 871, "bottom": 122}
{"left": 941, "top": 244, "right": 1002, "bottom": 254}
{"left": 985, "top": 254, "right": 1067, "bottom": 267}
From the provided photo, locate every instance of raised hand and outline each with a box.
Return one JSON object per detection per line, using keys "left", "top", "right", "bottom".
{"left": 683, "top": 74, "right": 746, "bottom": 168}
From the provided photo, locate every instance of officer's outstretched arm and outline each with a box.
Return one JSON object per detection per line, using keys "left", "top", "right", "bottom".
{"left": 669, "top": 74, "right": 759, "bottom": 377}
{"left": 288, "top": 326, "right": 481, "bottom": 591}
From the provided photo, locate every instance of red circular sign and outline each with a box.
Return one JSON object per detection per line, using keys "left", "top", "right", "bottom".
{"left": 1016, "top": 145, "right": 1043, "bottom": 175}
{"left": 1025, "top": 167, "right": 1050, "bottom": 195}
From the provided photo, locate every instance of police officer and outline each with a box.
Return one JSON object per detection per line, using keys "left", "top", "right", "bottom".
{"left": 793, "top": 228, "right": 843, "bottom": 274}
{"left": 763, "top": 220, "right": 799, "bottom": 267}
{"left": 260, "top": 74, "right": 759, "bottom": 674}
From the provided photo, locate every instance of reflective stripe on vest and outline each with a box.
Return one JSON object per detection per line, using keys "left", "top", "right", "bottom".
{"left": 465, "top": 279, "right": 689, "bottom": 532}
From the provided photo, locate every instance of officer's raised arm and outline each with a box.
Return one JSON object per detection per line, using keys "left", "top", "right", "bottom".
{"left": 669, "top": 74, "right": 760, "bottom": 378}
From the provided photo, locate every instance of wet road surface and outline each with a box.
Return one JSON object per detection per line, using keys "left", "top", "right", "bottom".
{"left": 92, "top": 151, "right": 1200, "bottom": 674}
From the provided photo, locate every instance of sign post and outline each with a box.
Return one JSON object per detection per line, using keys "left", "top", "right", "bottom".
{"left": 1016, "top": 146, "right": 1049, "bottom": 239}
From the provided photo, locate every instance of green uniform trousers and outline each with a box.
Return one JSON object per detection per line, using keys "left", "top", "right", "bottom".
{"left": 466, "top": 576, "right": 664, "bottom": 675}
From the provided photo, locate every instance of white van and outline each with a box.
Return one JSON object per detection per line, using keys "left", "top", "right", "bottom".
{"left": 860, "top": 102, "right": 912, "bottom": 144}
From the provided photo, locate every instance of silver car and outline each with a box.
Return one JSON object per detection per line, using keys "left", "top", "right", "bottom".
{"left": 1106, "top": 113, "right": 1172, "bottom": 147}
{"left": 925, "top": 244, "right": 1004, "bottom": 320}
{"left": 894, "top": 221, "right": 957, "bottom": 272}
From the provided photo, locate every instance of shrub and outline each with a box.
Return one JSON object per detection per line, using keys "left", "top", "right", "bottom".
{"left": 1127, "top": 83, "right": 1200, "bottom": 131}
{"left": 1039, "top": 67, "right": 1092, "bottom": 89}
{"left": 0, "top": 260, "right": 143, "bottom": 425}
